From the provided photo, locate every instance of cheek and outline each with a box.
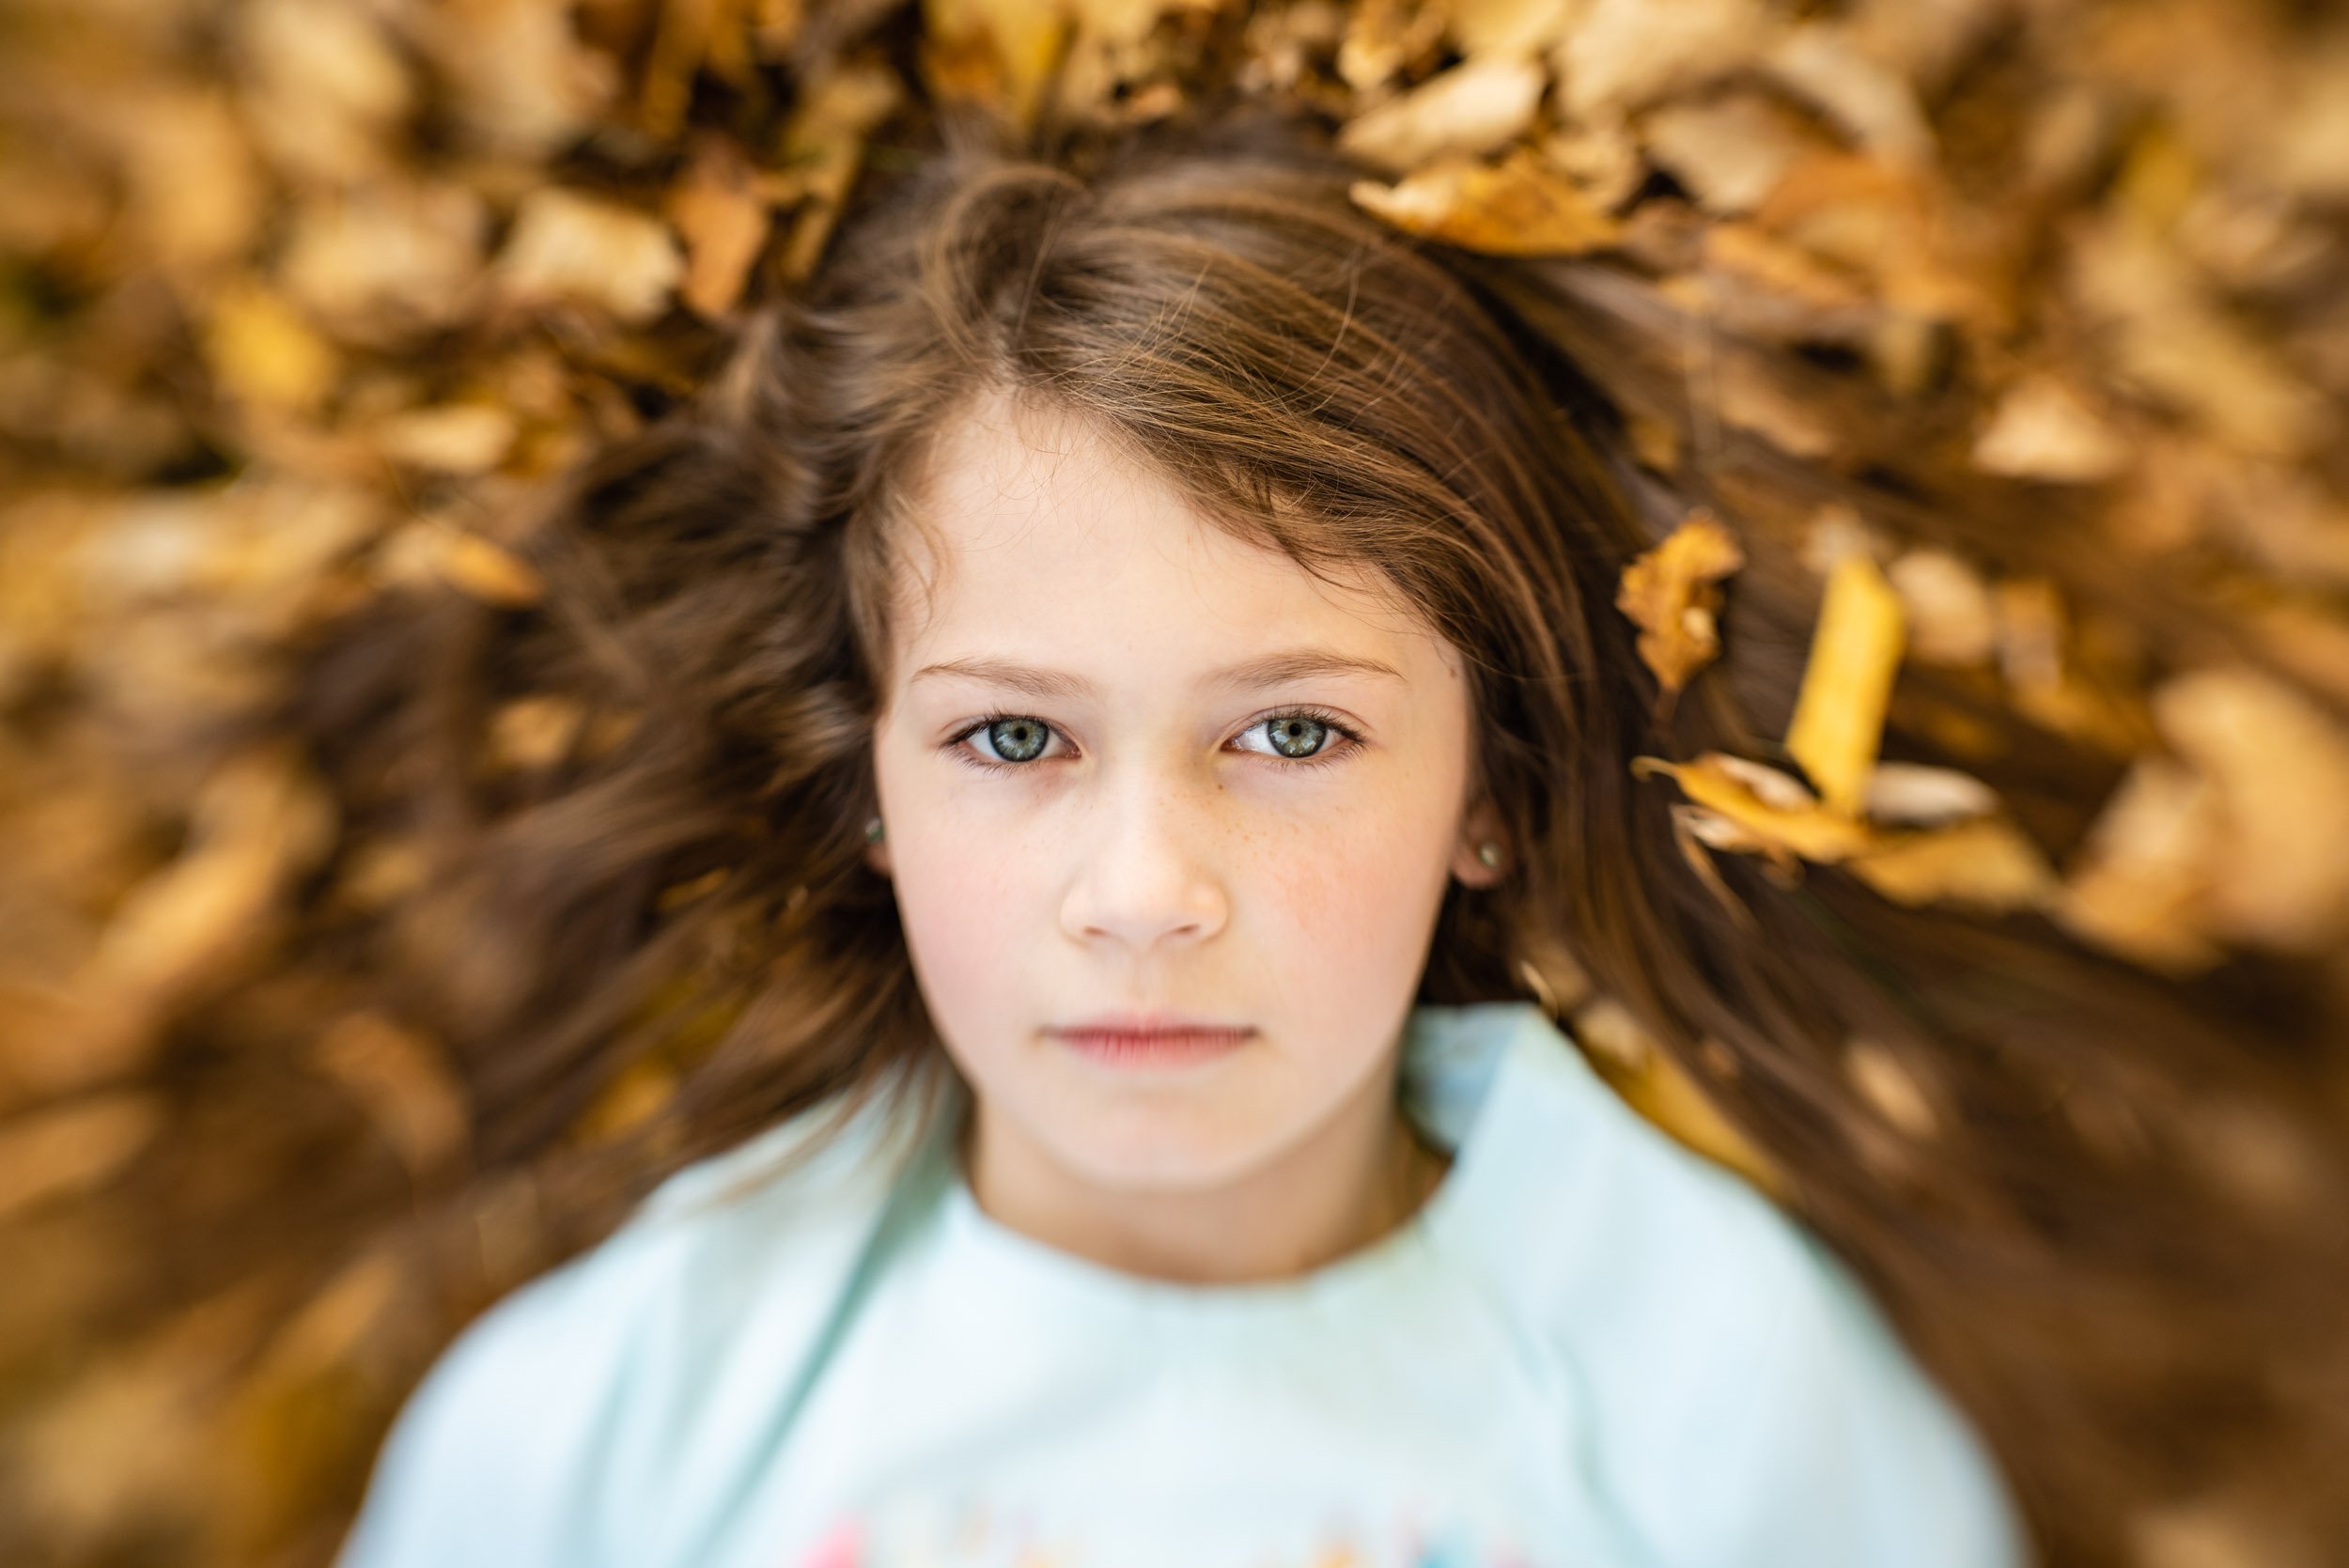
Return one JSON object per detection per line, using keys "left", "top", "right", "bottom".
{"left": 1246, "top": 771, "right": 1457, "bottom": 965}
{"left": 883, "top": 785, "right": 1049, "bottom": 1015}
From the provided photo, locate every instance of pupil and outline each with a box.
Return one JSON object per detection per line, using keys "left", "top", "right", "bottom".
{"left": 1271, "top": 717, "right": 1325, "bottom": 757}
{"left": 990, "top": 719, "right": 1045, "bottom": 761}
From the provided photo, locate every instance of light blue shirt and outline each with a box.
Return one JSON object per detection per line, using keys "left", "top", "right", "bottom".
{"left": 335, "top": 1000, "right": 2029, "bottom": 1567}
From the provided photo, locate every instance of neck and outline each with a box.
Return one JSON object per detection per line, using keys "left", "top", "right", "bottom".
{"left": 957, "top": 1079, "right": 1453, "bottom": 1287}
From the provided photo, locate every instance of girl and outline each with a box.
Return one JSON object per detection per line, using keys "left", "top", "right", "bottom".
{"left": 319, "top": 98, "right": 2306, "bottom": 1568}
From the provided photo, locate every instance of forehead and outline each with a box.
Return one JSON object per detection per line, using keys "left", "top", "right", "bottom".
{"left": 890, "top": 389, "right": 1453, "bottom": 688}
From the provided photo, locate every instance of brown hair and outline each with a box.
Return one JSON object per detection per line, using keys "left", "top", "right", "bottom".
{"left": 279, "top": 95, "right": 2347, "bottom": 1565}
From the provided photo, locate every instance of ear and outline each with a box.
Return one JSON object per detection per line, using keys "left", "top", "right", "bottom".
{"left": 863, "top": 825, "right": 892, "bottom": 878}
{"left": 1449, "top": 796, "right": 1508, "bottom": 889}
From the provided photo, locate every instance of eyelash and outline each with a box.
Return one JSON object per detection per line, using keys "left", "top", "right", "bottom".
{"left": 943, "top": 706, "right": 1366, "bottom": 776}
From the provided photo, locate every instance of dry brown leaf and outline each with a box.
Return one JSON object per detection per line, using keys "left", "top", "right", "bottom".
{"left": 1637, "top": 752, "right": 2050, "bottom": 911}
{"left": 115, "top": 87, "right": 267, "bottom": 274}
{"left": 377, "top": 520, "right": 546, "bottom": 608}
{"left": 1886, "top": 547, "right": 1998, "bottom": 666}
{"left": 1862, "top": 761, "right": 2000, "bottom": 826}
{"left": 1630, "top": 753, "right": 1875, "bottom": 866}
{"left": 1641, "top": 93, "right": 1825, "bottom": 216}
{"left": 372, "top": 402, "right": 518, "bottom": 474}
{"left": 1763, "top": 21, "right": 1936, "bottom": 167}
{"left": 76, "top": 744, "right": 339, "bottom": 1006}
{"left": 1349, "top": 146, "right": 1625, "bottom": 256}
{"left": 1554, "top": 0, "right": 1769, "bottom": 120}
{"left": 494, "top": 188, "right": 684, "bottom": 325}
{"left": 1614, "top": 508, "right": 1746, "bottom": 696}
{"left": 1704, "top": 349, "right": 1839, "bottom": 458}
{"left": 771, "top": 58, "right": 906, "bottom": 284}
{"left": 2153, "top": 663, "right": 2349, "bottom": 951}
{"left": 2070, "top": 214, "right": 2329, "bottom": 462}
{"left": 1785, "top": 550, "right": 1906, "bottom": 816}
{"left": 487, "top": 693, "right": 589, "bottom": 771}
{"left": 1536, "top": 115, "right": 1646, "bottom": 210}
{"left": 201, "top": 285, "right": 341, "bottom": 413}
{"left": 1972, "top": 373, "right": 2132, "bottom": 484}
{"left": 412, "top": 0, "right": 618, "bottom": 156}
{"left": 923, "top": 0, "right": 1068, "bottom": 132}
{"left": 1447, "top": 0, "right": 1578, "bottom": 58}
{"left": 278, "top": 182, "right": 490, "bottom": 346}
{"left": 1994, "top": 578, "right": 2153, "bottom": 755}
{"left": 234, "top": 0, "right": 414, "bottom": 185}
{"left": 1843, "top": 814, "right": 2056, "bottom": 911}
{"left": 1336, "top": 53, "right": 1547, "bottom": 175}
{"left": 2199, "top": 460, "right": 2349, "bottom": 593}
{"left": 2056, "top": 755, "right": 2225, "bottom": 974}
{"left": 1337, "top": 0, "right": 1448, "bottom": 93}
{"left": 666, "top": 132, "right": 773, "bottom": 318}
{"left": 1692, "top": 220, "right": 1881, "bottom": 345}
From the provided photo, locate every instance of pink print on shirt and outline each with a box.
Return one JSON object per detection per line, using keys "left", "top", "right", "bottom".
{"left": 789, "top": 1504, "right": 1544, "bottom": 1568}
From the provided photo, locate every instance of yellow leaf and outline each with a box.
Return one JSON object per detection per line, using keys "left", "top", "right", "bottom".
{"left": 1336, "top": 54, "right": 1547, "bottom": 175}
{"left": 1784, "top": 550, "right": 1906, "bottom": 816}
{"left": 1630, "top": 753, "right": 1875, "bottom": 862}
{"left": 203, "top": 285, "right": 340, "bottom": 412}
{"left": 1615, "top": 508, "right": 1746, "bottom": 695}
{"left": 665, "top": 132, "right": 772, "bottom": 318}
{"left": 923, "top": 0, "right": 1069, "bottom": 132}
{"left": 1843, "top": 815, "right": 2056, "bottom": 911}
{"left": 1348, "top": 146, "right": 1624, "bottom": 256}
{"left": 494, "top": 188, "right": 683, "bottom": 326}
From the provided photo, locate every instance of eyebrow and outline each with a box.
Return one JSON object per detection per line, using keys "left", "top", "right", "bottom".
{"left": 910, "top": 648, "right": 1407, "bottom": 699}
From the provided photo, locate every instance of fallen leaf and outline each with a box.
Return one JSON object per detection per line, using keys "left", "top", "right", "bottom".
{"left": 1447, "top": 0, "right": 1578, "bottom": 58}
{"left": 1972, "top": 373, "right": 2131, "bottom": 483}
{"left": 1843, "top": 814, "right": 2055, "bottom": 910}
{"left": 202, "top": 285, "right": 340, "bottom": 413}
{"left": 495, "top": 188, "right": 685, "bottom": 325}
{"left": 1630, "top": 753, "right": 1875, "bottom": 867}
{"left": 2153, "top": 663, "right": 2349, "bottom": 950}
{"left": 666, "top": 132, "right": 772, "bottom": 318}
{"left": 1863, "top": 761, "right": 2001, "bottom": 825}
{"left": 1337, "top": 0, "right": 1448, "bottom": 92}
{"left": 1763, "top": 21, "right": 1937, "bottom": 167}
{"left": 1554, "top": 0, "right": 1769, "bottom": 120}
{"left": 923, "top": 0, "right": 1068, "bottom": 131}
{"left": 1886, "top": 547, "right": 1998, "bottom": 665}
{"left": 1614, "top": 508, "right": 1746, "bottom": 695}
{"left": 1349, "top": 146, "right": 1625, "bottom": 255}
{"left": 1641, "top": 93, "right": 1825, "bottom": 216}
{"left": 1785, "top": 550, "right": 1907, "bottom": 815}
{"left": 278, "top": 182, "right": 490, "bottom": 346}
{"left": 1336, "top": 53, "right": 1547, "bottom": 175}
{"left": 770, "top": 58, "right": 905, "bottom": 283}
{"left": 372, "top": 403, "right": 517, "bottom": 474}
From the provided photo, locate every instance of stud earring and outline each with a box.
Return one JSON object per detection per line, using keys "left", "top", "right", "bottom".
{"left": 1476, "top": 841, "right": 1501, "bottom": 869}
{"left": 864, "top": 816, "right": 884, "bottom": 844}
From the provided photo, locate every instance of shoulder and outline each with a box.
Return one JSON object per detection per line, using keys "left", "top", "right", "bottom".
{"left": 334, "top": 1077, "right": 933, "bottom": 1568}
{"left": 1497, "top": 1025, "right": 2030, "bottom": 1568}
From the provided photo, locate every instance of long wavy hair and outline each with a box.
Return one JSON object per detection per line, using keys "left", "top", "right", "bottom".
{"left": 272, "top": 95, "right": 2347, "bottom": 1566}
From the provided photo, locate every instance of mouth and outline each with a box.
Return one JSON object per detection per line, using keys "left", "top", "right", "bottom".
{"left": 1046, "top": 1014, "right": 1257, "bottom": 1069}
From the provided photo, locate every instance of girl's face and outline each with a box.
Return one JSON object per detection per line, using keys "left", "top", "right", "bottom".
{"left": 867, "top": 388, "right": 1504, "bottom": 1260}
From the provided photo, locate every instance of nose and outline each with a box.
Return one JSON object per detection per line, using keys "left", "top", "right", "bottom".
{"left": 1059, "top": 767, "right": 1230, "bottom": 954}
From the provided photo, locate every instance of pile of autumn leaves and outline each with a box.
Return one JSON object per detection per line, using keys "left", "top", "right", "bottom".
{"left": 1, "top": 0, "right": 2347, "bottom": 1562}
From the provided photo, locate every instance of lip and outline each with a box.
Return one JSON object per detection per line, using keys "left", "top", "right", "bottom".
{"left": 1051, "top": 1010, "right": 1252, "bottom": 1036}
{"left": 1047, "top": 1012, "right": 1257, "bottom": 1069}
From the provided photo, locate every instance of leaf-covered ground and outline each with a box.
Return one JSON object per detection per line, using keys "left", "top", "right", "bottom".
{"left": 2, "top": 1, "right": 2346, "bottom": 1564}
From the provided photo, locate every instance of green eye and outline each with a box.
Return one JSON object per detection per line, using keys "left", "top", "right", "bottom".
{"left": 944, "top": 707, "right": 1364, "bottom": 774}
